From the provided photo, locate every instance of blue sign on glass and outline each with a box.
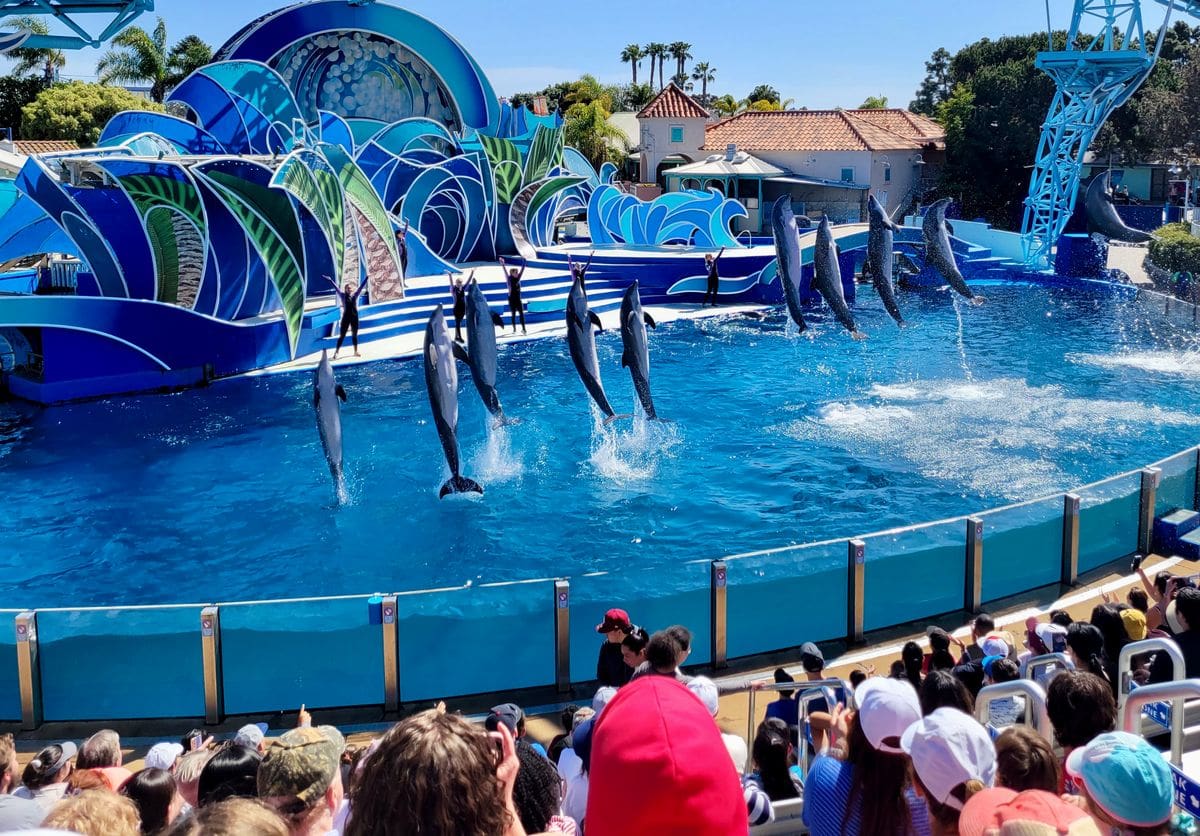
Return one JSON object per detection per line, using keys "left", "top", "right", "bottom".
{"left": 1129, "top": 682, "right": 1173, "bottom": 730}
{"left": 1171, "top": 765, "right": 1200, "bottom": 818}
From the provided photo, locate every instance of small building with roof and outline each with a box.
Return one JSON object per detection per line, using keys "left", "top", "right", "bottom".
{"left": 635, "top": 82, "right": 714, "bottom": 188}
{"left": 696, "top": 108, "right": 945, "bottom": 226}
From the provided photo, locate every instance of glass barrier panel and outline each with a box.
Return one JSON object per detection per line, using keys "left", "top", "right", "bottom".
{"left": 38, "top": 607, "right": 204, "bottom": 721}
{"left": 221, "top": 597, "right": 381, "bottom": 715}
{"left": 397, "top": 580, "right": 553, "bottom": 702}
{"left": 0, "top": 612, "right": 21, "bottom": 721}
{"left": 725, "top": 541, "right": 846, "bottom": 659}
{"left": 569, "top": 561, "right": 711, "bottom": 685}
{"left": 1154, "top": 449, "right": 1198, "bottom": 516}
{"left": 1077, "top": 472, "right": 1142, "bottom": 574}
{"left": 863, "top": 520, "right": 966, "bottom": 632}
{"left": 979, "top": 497, "right": 1063, "bottom": 602}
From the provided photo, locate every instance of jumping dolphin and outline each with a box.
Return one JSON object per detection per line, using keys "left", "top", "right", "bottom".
{"left": 813, "top": 217, "right": 865, "bottom": 339}
{"left": 565, "top": 274, "right": 626, "bottom": 422}
{"left": 313, "top": 349, "right": 348, "bottom": 501}
{"left": 452, "top": 277, "right": 510, "bottom": 424}
{"left": 1085, "top": 171, "right": 1155, "bottom": 244}
{"left": 922, "top": 198, "right": 980, "bottom": 302}
{"left": 866, "top": 194, "right": 905, "bottom": 326}
{"left": 619, "top": 281, "right": 661, "bottom": 420}
{"left": 770, "top": 195, "right": 808, "bottom": 331}
{"left": 423, "top": 305, "right": 483, "bottom": 498}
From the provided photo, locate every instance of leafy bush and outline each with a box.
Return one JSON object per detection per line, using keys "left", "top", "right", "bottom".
{"left": 21, "top": 81, "right": 161, "bottom": 147}
{"left": 1148, "top": 222, "right": 1200, "bottom": 273}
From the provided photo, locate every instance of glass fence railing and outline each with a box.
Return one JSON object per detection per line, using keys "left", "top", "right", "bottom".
{"left": 4, "top": 441, "right": 1198, "bottom": 724}
{"left": 36, "top": 605, "right": 205, "bottom": 721}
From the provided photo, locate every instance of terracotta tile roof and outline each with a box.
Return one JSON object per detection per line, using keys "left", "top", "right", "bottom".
{"left": 703, "top": 109, "right": 945, "bottom": 153}
{"left": 14, "top": 140, "right": 79, "bottom": 155}
{"left": 637, "top": 83, "right": 710, "bottom": 120}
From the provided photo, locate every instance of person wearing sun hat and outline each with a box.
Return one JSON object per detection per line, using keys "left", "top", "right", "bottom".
{"left": 1065, "top": 731, "right": 1175, "bottom": 835}
{"left": 902, "top": 707, "right": 997, "bottom": 835}
{"left": 958, "top": 788, "right": 1101, "bottom": 835}
{"left": 803, "top": 676, "right": 933, "bottom": 835}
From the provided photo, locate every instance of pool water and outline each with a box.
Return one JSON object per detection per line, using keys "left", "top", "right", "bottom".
{"left": 1, "top": 281, "right": 1198, "bottom": 607}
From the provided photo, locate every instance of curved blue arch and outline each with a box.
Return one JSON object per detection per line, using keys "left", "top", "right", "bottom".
{"left": 215, "top": 1, "right": 500, "bottom": 132}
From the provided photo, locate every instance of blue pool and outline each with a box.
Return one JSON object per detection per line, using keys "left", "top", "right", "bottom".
{"left": 1, "top": 280, "right": 1198, "bottom": 609}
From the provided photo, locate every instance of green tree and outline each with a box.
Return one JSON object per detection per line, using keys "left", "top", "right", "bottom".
{"left": 22, "top": 81, "right": 163, "bottom": 145}
{"left": 647, "top": 43, "right": 669, "bottom": 89}
{"left": 858, "top": 94, "right": 889, "bottom": 109}
{"left": 622, "top": 82, "right": 655, "bottom": 112}
{"left": 746, "top": 84, "right": 780, "bottom": 105}
{"left": 4, "top": 17, "right": 66, "bottom": 86}
{"left": 710, "top": 94, "right": 740, "bottom": 117}
{"left": 620, "top": 44, "right": 644, "bottom": 86}
{"left": 691, "top": 62, "right": 716, "bottom": 100}
{"left": 96, "top": 17, "right": 212, "bottom": 103}
{"left": 564, "top": 99, "right": 626, "bottom": 170}
{"left": 0, "top": 75, "right": 49, "bottom": 138}
{"left": 909, "top": 47, "right": 952, "bottom": 115}
{"left": 669, "top": 41, "right": 692, "bottom": 79}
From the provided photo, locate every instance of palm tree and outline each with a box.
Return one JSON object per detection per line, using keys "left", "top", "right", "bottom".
{"left": 96, "top": 17, "right": 213, "bottom": 103}
{"left": 710, "top": 94, "right": 740, "bottom": 118}
{"left": 620, "top": 44, "right": 645, "bottom": 86}
{"left": 647, "top": 43, "right": 669, "bottom": 90}
{"left": 5, "top": 17, "right": 65, "bottom": 86}
{"left": 669, "top": 42, "right": 693, "bottom": 79}
{"left": 691, "top": 62, "right": 716, "bottom": 100}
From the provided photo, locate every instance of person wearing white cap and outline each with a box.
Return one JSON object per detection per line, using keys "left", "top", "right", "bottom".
{"left": 13, "top": 741, "right": 76, "bottom": 812}
{"left": 803, "top": 677, "right": 933, "bottom": 836}
{"left": 144, "top": 741, "right": 185, "bottom": 772}
{"left": 234, "top": 723, "right": 270, "bottom": 753}
{"left": 901, "top": 707, "right": 997, "bottom": 836}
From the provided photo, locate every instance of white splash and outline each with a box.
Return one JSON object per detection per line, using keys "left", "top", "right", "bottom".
{"left": 588, "top": 407, "right": 680, "bottom": 484}
{"left": 784, "top": 377, "right": 1200, "bottom": 500}
{"left": 472, "top": 421, "right": 524, "bottom": 483}
{"left": 1068, "top": 350, "right": 1200, "bottom": 377}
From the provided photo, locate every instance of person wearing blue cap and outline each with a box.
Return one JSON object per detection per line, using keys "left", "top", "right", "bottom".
{"left": 1065, "top": 731, "right": 1175, "bottom": 834}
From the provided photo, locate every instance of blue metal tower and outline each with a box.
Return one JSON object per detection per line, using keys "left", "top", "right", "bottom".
{"left": 1020, "top": 0, "right": 1184, "bottom": 267}
{"left": 0, "top": 0, "right": 152, "bottom": 52}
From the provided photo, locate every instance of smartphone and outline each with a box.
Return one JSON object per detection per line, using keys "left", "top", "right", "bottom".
{"left": 191, "top": 733, "right": 204, "bottom": 751}
{"left": 1131, "top": 554, "right": 1144, "bottom": 573}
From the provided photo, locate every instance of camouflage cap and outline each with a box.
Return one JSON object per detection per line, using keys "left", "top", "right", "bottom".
{"left": 257, "top": 725, "right": 346, "bottom": 804}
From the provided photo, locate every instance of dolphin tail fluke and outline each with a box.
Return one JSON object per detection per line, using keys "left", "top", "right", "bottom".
{"left": 969, "top": 294, "right": 986, "bottom": 306}
{"left": 603, "top": 413, "right": 635, "bottom": 425}
{"left": 439, "top": 475, "right": 484, "bottom": 498}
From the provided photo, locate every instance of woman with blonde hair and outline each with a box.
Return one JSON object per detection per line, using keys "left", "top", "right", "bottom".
{"left": 42, "top": 789, "right": 140, "bottom": 836}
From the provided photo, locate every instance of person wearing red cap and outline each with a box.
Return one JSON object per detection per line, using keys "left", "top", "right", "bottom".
{"left": 958, "top": 788, "right": 1100, "bottom": 835}
{"left": 586, "top": 676, "right": 747, "bottom": 835}
{"left": 595, "top": 608, "right": 634, "bottom": 687}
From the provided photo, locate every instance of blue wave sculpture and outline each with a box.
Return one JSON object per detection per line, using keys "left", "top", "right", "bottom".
{"left": 587, "top": 186, "right": 747, "bottom": 249}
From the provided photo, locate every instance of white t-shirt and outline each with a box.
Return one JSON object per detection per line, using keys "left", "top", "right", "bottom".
{"left": 558, "top": 747, "right": 588, "bottom": 827}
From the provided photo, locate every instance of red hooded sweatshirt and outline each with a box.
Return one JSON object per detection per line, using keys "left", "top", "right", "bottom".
{"left": 586, "top": 675, "right": 748, "bottom": 835}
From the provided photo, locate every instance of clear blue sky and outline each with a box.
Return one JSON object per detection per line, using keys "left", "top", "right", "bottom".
{"left": 37, "top": 0, "right": 1147, "bottom": 109}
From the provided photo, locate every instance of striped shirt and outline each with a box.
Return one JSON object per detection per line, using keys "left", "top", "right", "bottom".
{"left": 802, "top": 754, "right": 932, "bottom": 836}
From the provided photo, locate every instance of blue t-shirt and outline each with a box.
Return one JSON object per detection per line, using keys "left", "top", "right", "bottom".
{"left": 802, "top": 754, "right": 932, "bottom": 836}
{"left": 765, "top": 696, "right": 799, "bottom": 726}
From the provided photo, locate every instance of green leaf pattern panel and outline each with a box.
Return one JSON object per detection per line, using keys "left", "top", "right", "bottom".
{"left": 197, "top": 171, "right": 306, "bottom": 356}
{"left": 144, "top": 207, "right": 180, "bottom": 304}
{"left": 523, "top": 125, "right": 563, "bottom": 186}
{"left": 477, "top": 133, "right": 522, "bottom": 204}
{"left": 271, "top": 152, "right": 342, "bottom": 287}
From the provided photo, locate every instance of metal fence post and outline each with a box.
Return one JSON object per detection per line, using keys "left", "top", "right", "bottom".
{"left": 1139, "top": 467, "right": 1161, "bottom": 556}
{"left": 1062, "top": 493, "right": 1081, "bottom": 586}
{"left": 1194, "top": 447, "right": 1200, "bottom": 510}
{"left": 848, "top": 539, "right": 865, "bottom": 643}
{"left": 381, "top": 595, "right": 399, "bottom": 713}
{"left": 965, "top": 517, "right": 983, "bottom": 614}
{"left": 200, "top": 606, "right": 223, "bottom": 725}
{"left": 15, "top": 611, "right": 40, "bottom": 730}
{"left": 711, "top": 560, "right": 727, "bottom": 670}
{"left": 554, "top": 580, "right": 570, "bottom": 693}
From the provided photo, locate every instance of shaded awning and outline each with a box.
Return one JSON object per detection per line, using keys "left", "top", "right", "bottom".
{"left": 768, "top": 175, "right": 870, "bottom": 190}
{"left": 664, "top": 151, "right": 785, "bottom": 179}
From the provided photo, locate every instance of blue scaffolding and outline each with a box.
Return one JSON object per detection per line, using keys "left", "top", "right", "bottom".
{"left": 0, "top": 0, "right": 152, "bottom": 52}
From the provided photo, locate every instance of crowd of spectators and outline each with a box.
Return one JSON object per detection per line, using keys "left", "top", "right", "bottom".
{"left": 1, "top": 572, "right": 1198, "bottom": 836}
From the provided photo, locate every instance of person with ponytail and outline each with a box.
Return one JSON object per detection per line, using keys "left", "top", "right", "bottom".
{"left": 1066, "top": 623, "right": 1113, "bottom": 695}
{"left": 803, "top": 677, "right": 931, "bottom": 836}
{"left": 746, "top": 718, "right": 801, "bottom": 801}
{"left": 900, "top": 641, "right": 924, "bottom": 692}
{"left": 901, "top": 708, "right": 997, "bottom": 836}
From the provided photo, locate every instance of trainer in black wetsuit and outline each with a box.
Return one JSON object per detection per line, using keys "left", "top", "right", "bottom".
{"left": 703, "top": 246, "right": 726, "bottom": 307}
{"left": 327, "top": 275, "right": 367, "bottom": 358}
{"left": 568, "top": 251, "right": 594, "bottom": 289}
{"left": 395, "top": 221, "right": 409, "bottom": 279}
{"left": 499, "top": 256, "right": 526, "bottom": 334}
{"left": 448, "top": 271, "right": 468, "bottom": 342}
